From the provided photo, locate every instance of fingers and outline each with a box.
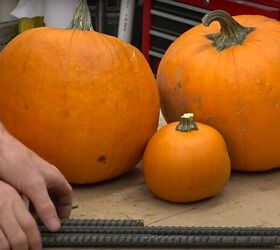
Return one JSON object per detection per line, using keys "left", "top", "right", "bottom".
{"left": 0, "top": 132, "right": 72, "bottom": 225}
{"left": 40, "top": 165, "right": 73, "bottom": 219}
{"left": 0, "top": 181, "right": 43, "bottom": 250}
{"left": 23, "top": 176, "right": 60, "bottom": 231}
{"left": 0, "top": 203, "right": 28, "bottom": 250}
{"left": 0, "top": 229, "right": 9, "bottom": 250}
{"left": 49, "top": 182, "right": 73, "bottom": 219}
{"left": 56, "top": 194, "right": 73, "bottom": 219}
{"left": 13, "top": 200, "right": 42, "bottom": 250}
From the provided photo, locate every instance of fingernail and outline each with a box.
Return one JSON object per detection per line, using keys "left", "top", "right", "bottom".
{"left": 46, "top": 217, "right": 60, "bottom": 231}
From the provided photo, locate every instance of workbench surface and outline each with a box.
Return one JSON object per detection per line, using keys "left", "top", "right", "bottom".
{"left": 48, "top": 115, "right": 280, "bottom": 250}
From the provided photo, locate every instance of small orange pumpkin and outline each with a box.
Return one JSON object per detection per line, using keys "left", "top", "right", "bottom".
{"left": 157, "top": 10, "right": 280, "bottom": 171}
{"left": 0, "top": 2, "right": 160, "bottom": 184}
{"left": 143, "top": 113, "right": 231, "bottom": 203}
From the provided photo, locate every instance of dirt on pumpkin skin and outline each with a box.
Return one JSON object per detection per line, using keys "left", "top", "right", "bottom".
{"left": 97, "top": 156, "right": 107, "bottom": 165}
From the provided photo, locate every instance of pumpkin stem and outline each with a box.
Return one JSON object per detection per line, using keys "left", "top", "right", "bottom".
{"left": 202, "top": 10, "right": 255, "bottom": 51}
{"left": 69, "top": 0, "right": 94, "bottom": 31}
{"left": 176, "top": 113, "right": 198, "bottom": 132}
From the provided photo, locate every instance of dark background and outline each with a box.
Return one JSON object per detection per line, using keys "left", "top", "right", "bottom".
{"left": 87, "top": 0, "right": 143, "bottom": 49}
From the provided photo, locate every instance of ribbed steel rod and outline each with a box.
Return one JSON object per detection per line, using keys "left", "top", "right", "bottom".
{"left": 39, "top": 226, "right": 280, "bottom": 236}
{"left": 42, "top": 234, "right": 280, "bottom": 248}
{"left": 37, "top": 219, "right": 144, "bottom": 227}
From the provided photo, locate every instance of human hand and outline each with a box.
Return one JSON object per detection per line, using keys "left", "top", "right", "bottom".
{"left": 0, "top": 180, "right": 42, "bottom": 250}
{"left": 0, "top": 124, "right": 73, "bottom": 232}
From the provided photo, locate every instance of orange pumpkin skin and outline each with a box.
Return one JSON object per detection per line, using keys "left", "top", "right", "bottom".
{"left": 143, "top": 117, "right": 231, "bottom": 203}
{"left": 0, "top": 28, "right": 160, "bottom": 184}
{"left": 157, "top": 13, "right": 280, "bottom": 171}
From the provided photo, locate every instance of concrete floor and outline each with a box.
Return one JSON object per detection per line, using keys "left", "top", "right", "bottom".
{"left": 48, "top": 115, "right": 280, "bottom": 249}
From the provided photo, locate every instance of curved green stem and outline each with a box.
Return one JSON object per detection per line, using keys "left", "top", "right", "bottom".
{"left": 176, "top": 113, "right": 198, "bottom": 133}
{"left": 202, "top": 10, "right": 255, "bottom": 51}
{"left": 69, "top": 0, "right": 93, "bottom": 31}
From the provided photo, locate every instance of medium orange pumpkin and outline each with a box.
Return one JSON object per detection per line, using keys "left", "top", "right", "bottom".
{"left": 143, "top": 113, "right": 231, "bottom": 203}
{"left": 0, "top": 15, "right": 160, "bottom": 184}
{"left": 157, "top": 10, "right": 280, "bottom": 171}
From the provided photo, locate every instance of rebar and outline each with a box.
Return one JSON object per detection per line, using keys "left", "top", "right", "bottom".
{"left": 42, "top": 234, "right": 280, "bottom": 248}
{"left": 39, "top": 219, "right": 280, "bottom": 248}
{"left": 39, "top": 225, "right": 280, "bottom": 236}
{"left": 37, "top": 219, "right": 144, "bottom": 228}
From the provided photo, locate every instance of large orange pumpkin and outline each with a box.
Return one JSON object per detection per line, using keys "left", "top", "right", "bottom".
{"left": 0, "top": 24, "right": 159, "bottom": 184}
{"left": 143, "top": 113, "right": 231, "bottom": 203}
{"left": 157, "top": 10, "right": 280, "bottom": 171}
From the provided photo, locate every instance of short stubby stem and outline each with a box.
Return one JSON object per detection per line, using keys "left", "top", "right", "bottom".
{"left": 176, "top": 113, "right": 198, "bottom": 132}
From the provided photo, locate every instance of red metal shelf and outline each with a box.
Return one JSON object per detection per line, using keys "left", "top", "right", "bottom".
{"left": 176, "top": 0, "right": 280, "bottom": 18}
{"left": 142, "top": 0, "right": 280, "bottom": 72}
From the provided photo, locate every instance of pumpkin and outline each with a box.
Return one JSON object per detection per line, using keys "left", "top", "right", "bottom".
{"left": 157, "top": 10, "right": 280, "bottom": 171}
{"left": 143, "top": 113, "right": 230, "bottom": 203}
{"left": 0, "top": 1, "right": 160, "bottom": 184}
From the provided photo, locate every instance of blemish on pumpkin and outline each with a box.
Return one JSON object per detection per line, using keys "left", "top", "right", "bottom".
{"left": 205, "top": 117, "right": 217, "bottom": 126}
{"left": 176, "top": 82, "right": 182, "bottom": 89}
{"left": 24, "top": 104, "right": 29, "bottom": 110}
{"left": 192, "top": 96, "right": 202, "bottom": 107}
{"left": 130, "top": 51, "right": 136, "bottom": 61}
{"left": 176, "top": 68, "right": 183, "bottom": 79}
{"left": 236, "top": 106, "right": 244, "bottom": 115}
{"left": 97, "top": 156, "right": 106, "bottom": 165}
{"left": 241, "top": 126, "right": 247, "bottom": 133}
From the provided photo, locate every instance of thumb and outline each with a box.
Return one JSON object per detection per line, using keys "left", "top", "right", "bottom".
{"left": 23, "top": 176, "right": 61, "bottom": 231}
